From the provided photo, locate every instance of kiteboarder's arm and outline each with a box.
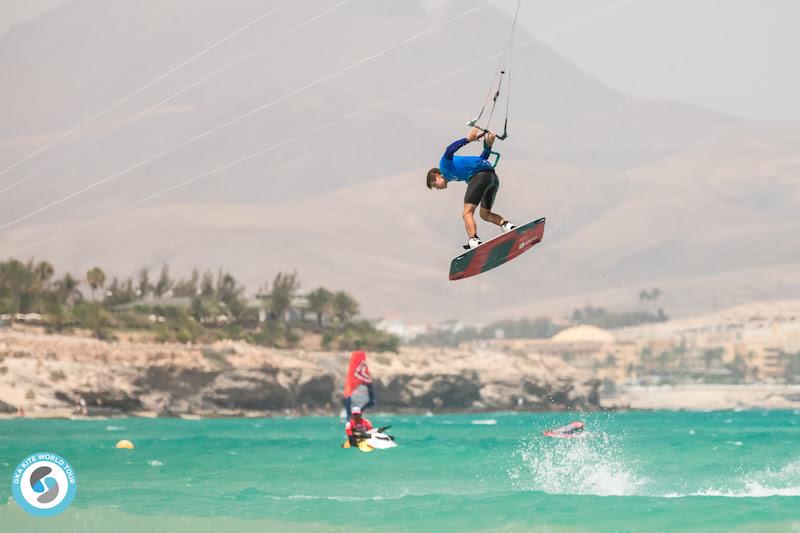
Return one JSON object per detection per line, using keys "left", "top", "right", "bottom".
{"left": 480, "top": 132, "right": 496, "bottom": 160}
{"left": 443, "top": 138, "right": 469, "bottom": 161}
{"left": 443, "top": 128, "right": 483, "bottom": 160}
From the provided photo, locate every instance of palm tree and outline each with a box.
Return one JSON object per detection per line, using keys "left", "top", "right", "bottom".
{"left": 0, "top": 260, "right": 35, "bottom": 313}
{"left": 639, "top": 288, "right": 663, "bottom": 308}
{"left": 639, "top": 290, "right": 650, "bottom": 306}
{"left": 650, "top": 288, "right": 662, "bottom": 306}
{"left": 200, "top": 270, "right": 215, "bottom": 297}
{"left": 173, "top": 269, "right": 200, "bottom": 297}
{"left": 55, "top": 273, "right": 82, "bottom": 305}
{"left": 331, "top": 291, "right": 359, "bottom": 323}
{"left": 154, "top": 264, "right": 172, "bottom": 297}
{"left": 106, "top": 276, "right": 137, "bottom": 306}
{"left": 137, "top": 268, "right": 150, "bottom": 298}
{"left": 216, "top": 270, "right": 242, "bottom": 303}
{"left": 214, "top": 270, "right": 244, "bottom": 319}
{"left": 268, "top": 272, "right": 300, "bottom": 322}
{"left": 34, "top": 261, "right": 55, "bottom": 286}
{"left": 307, "top": 287, "right": 332, "bottom": 328}
{"left": 86, "top": 267, "right": 106, "bottom": 301}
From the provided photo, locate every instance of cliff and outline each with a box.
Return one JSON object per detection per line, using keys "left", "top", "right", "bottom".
{"left": 0, "top": 328, "right": 600, "bottom": 417}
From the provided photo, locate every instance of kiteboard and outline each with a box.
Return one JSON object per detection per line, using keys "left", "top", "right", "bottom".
{"left": 543, "top": 421, "right": 585, "bottom": 439}
{"left": 449, "top": 217, "right": 545, "bottom": 280}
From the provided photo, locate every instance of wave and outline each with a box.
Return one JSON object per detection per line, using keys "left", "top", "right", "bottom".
{"left": 677, "top": 459, "right": 800, "bottom": 498}
{"left": 269, "top": 494, "right": 394, "bottom": 502}
{"left": 510, "top": 431, "right": 800, "bottom": 499}
{"left": 471, "top": 419, "right": 498, "bottom": 425}
{"left": 509, "top": 432, "right": 646, "bottom": 496}
{"left": 223, "top": 487, "right": 497, "bottom": 503}
{"left": 665, "top": 487, "right": 800, "bottom": 498}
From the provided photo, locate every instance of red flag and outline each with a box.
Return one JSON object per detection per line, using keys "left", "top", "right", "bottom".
{"left": 343, "top": 351, "right": 371, "bottom": 398}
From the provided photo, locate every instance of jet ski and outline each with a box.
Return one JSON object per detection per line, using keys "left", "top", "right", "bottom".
{"left": 342, "top": 426, "right": 397, "bottom": 452}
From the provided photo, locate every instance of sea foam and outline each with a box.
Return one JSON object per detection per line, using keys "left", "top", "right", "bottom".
{"left": 666, "top": 459, "right": 800, "bottom": 498}
{"left": 510, "top": 431, "right": 646, "bottom": 496}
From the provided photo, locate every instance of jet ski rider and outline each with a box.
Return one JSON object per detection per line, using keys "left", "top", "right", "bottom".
{"left": 345, "top": 406, "right": 373, "bottom": 446}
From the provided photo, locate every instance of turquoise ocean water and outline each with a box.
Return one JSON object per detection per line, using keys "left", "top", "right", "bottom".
{"left": 1, "top": 410, "right": 799, "bottom": 532}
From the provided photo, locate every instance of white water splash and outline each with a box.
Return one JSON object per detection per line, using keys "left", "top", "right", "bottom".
{"left": 667, "top": 459, "right": 800, "bottom": 498}
{"left": 510, "top": 432, "right": 646, "bottom": 496}
{"left": 471, "top": 419, "right": 498, "bottom": 425}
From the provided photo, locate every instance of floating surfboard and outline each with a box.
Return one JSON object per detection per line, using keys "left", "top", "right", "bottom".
{"left": 449, "top": 217, "right": 545, "bottom": 280}
{"left": 543, "top": 421, "right": 585, "bottom": 439}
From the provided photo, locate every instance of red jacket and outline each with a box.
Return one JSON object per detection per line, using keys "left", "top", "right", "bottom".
{"left": 345, "top": 417, "right": 373, "bottom": 436}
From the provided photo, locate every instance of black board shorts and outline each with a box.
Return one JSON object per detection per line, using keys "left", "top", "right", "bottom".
{"left": 464, "top": 170, "right": 499, "bottom": 209}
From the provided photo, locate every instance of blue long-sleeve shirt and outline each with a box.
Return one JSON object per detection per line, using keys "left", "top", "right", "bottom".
{"left": 438, "top": 138, "right": 494, "bottom": 182}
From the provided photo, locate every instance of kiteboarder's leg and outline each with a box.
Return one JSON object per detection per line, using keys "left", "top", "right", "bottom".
{"left": 478, "top": 173, "right": 516, "bottom": 233}
{"left": 479, "top": 207, "right": 504, "bottom": 226}
{"left": 463, "top": 172, "right": 488, "bottom": 242}
{"left": 462, "top": 203, "right": 483, "bottom": 250}
{"left": 462, "top": 203, "right": 479, "bottom": 239}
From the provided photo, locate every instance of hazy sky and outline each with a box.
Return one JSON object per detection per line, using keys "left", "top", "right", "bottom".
{"left": 500, "top": 0, "right": 799, "bottom": 120}
{"left": 1, "top": 0, "right": 797, "bottom": 319}
{"left": 2, "top": 0, "right": 797, "bottom": 120}
{"left": 449, "top": 0, "right": 800, "bottom": 121}
{"left": 0, "top": 0, "right": 67, "bottom": 34}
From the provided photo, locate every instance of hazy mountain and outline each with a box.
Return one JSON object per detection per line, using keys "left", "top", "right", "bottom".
{"left": 1, "top": 0, "right": 798, "bottom": 321}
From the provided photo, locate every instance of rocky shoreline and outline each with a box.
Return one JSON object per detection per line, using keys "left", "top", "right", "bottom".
{"left": 0, "top": 328, "right": 601, "bottom": 418}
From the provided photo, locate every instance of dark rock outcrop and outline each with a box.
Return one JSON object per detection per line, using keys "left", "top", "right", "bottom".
{"left": 297, "top": 375, "right": 335, "bottom": 408}
{"left": 0, "top": 398, "right": 16, "bottom": 413}
{"left": 203, "top": 370, "right": 292, "bottom": 411}
{"left": 135, "top": 366, "right": 218, "bottom": 398}
{"left": 417, "top": 373, "right": 482, "bottom": 409}
{"left": 76, "top": 389, "right": 143, "bottom": 413}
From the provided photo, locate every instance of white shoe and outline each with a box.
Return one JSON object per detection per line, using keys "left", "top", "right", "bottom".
{"left": 463, "top": 237, "right": 482, "bottom": 250}
{"left": 501, "top": 221, "right": 517, "bottom": 234}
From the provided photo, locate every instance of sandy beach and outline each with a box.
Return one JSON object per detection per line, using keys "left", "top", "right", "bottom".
{"left": 607, "top": 384, "right": 800, "bottom": 410}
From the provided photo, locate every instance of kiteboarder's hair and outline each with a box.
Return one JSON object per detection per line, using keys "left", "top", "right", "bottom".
{"left": 426, "top": 168, "right": 441, "bottom": 189}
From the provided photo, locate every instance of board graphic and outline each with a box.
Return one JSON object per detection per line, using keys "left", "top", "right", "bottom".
{"left": 449, "top": 217, "right": 545, "bottom": 280}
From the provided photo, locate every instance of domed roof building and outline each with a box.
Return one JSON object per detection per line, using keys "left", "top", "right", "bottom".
{"left": 551, "top": 325, "right": 616, "bottom": 344}
{"left": 485, "top": 324, "right": 637, "bottom": 383}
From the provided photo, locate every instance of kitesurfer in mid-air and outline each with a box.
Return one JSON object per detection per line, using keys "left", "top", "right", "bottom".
{"left": 345, "top": 406, "right": 373, "bottom": 446}
{"left": 426, "top": 127, "right": 516, "bottom": 250}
